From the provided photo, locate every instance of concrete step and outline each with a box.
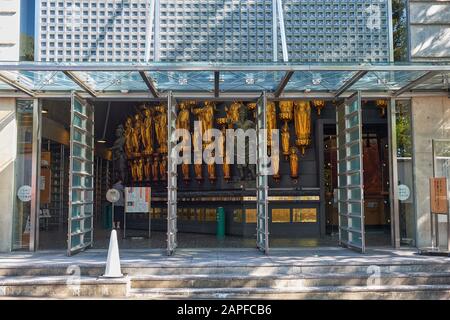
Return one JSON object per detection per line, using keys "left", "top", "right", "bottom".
{"left": 129, "top": 284, "right": 450, "bottom": 300}
{"left": 130, "top": 272, "right": 450, "bottom": 289}
{"left": 0, "top": 276, "right": 129, "bottom": 298}
{"left": 3, "top": 263, "right": 450, "bottom": 277}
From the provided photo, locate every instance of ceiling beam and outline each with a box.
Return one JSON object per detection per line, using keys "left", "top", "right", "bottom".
{"left": 214, "top": 71, "right": 220, "bottom": 98}
{"left": 63, "top": 71, "right": 97, "bottom": 97}
{"left": 274, "top": 71, "right": 294, "bottom": 97}
{"left": 334, "top": 71, "right": 368, "bottom": 97}
{"left": 393, "top": 71, "right": 439, "bottom": 97}
{"left": 139, "top": 71, "right": 159, "bottom": 98}
{"left": 0, "top": 72, "right": 35, "bottom": 97}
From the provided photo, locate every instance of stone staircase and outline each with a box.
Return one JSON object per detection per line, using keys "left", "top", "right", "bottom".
{"left": 2, "top": 261, "right": 450, "bottom": 299}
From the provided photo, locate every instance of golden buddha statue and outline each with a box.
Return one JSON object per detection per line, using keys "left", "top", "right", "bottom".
{"left": 216, "top": 117, "right": 231, "bottom": 181}
{"left": 177, "top": 102, "right": 191, "bottom": 182}
{"left": 124, "top": 117, "right": 134, "bottom": 159}
{"left": 194, "top": 163, "right": 203, "bottom": 181}
{"left": 144, "top": 157, "right": 152, "bottom": 181}
{"left": 154, "top": 105, "right": 168, "bottom": 154}
{"left": 289, "top": 147, "right": 299, "bottom": 179}
{"left": 247, "top": 102, "right": 257, "bottom": 120}
{"left": 132, "top": 113, "right": 143, "bottom": 155}
{"left": 131, "top": 159, "right": 138, "bottom": 182}
{"left": 279, "top": 101, "right": 293, "bottom": 159}
{"left": 142, "top": 107, "right": 154, "bottom": 155}
{"left": 137, "top": 158, "right": 144, "bottom": 182}
{"left": 226, "top": 101, "right": 241, "bottom": 126}
{"left": 159, "top": 155, "right": 167, "bottom": 182}
{"left": 192, "top": 101, "right": 215, "bottom": 149}
{"left": 267, "top": 101, "right": 277, "bottom": 151}
{"left": 293, "top": 100, "right": 311, "bottom": 155}
{"left": 207, "top": 163, "right": 216, "bottom": 182}
{"left": 152, "top": 154, "right": 159, "bottom": 182}
{"left": 313, "top": 100, "right": 325, "bottom": 116}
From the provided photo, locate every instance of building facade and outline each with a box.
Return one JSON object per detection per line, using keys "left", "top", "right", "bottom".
{"left": 0, "top": 0, "right": 449, "bottom": 256}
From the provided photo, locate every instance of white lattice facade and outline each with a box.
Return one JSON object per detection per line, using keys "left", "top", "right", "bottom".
{"left": 36, "top": 0, "right": 391, "bottom": 63}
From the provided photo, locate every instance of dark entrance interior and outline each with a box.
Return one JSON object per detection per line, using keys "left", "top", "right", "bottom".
{"left": 37, "top": 98, "right": 391, "bottom": 250}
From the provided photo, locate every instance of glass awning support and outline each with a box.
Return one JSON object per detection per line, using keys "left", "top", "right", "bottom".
{"left": 63, "top": 71, "right": 97, "bottom": 97}
{"left": 334, "top": 71, "right": 368, "bottom": 97}
{"left": 393, "top": 71, "right": 440, "bottom": 97}
{"left": 274, "top": 71, "right": 294, "bottom": 97}
{"left": 138, "top": 71, "right": 159, "bottom": 97}
{"left": 0, "top": 71, "right": 35, "bottom": 97}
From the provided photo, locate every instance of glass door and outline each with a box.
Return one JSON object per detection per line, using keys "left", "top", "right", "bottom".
{"left": 68, "top": 92, "right": 94, "bottom": 256}
{"left": 336, "top": 92, "right": 365, "bottom": 253}
{"left": 167, "top": 92, "right": 178, "bottom": 255}
{"left": 256, "top": 92, "right": 269, "bottom": 253}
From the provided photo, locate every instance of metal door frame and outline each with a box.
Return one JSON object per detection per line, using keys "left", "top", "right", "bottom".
{"left": 68, "top": 91, "right": 95, "bottom": 256}
{"left": 167, "top": 91, "right": 178, "bottom": 255}
{"left": 336, "top": 91, "right": 366, "bottom": 253}
{"left": 256, "top": 92, "right": 269, "bottom": 254}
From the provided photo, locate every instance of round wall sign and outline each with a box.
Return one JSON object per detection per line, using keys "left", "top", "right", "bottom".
{"left": 398, "top": 184, "right": 410, "bottom": 201}
{"left": 106, "top": 188, "right": 121, "bottom": 203}
{"left": 17, "top": 185, "right": 32, "bottom": 202}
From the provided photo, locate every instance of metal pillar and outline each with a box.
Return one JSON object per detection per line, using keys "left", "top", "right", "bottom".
{"left": 167, "top": 91, "right": 177, "bottom": 255}
{"left": 388, "top": 98, "right": 401, "bottom": 248}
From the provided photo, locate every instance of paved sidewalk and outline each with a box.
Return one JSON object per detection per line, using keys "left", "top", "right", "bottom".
{"left": 1, "top": 247, "right": 449, "bottom": 269}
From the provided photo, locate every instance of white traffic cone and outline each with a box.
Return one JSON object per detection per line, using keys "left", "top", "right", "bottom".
{"left": 103, "top": 229, "right": 123, "bottom": 278}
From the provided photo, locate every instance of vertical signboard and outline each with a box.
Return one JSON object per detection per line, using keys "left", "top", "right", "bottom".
{"left": 336, "top": 91, "right": 365, "bottom": 253}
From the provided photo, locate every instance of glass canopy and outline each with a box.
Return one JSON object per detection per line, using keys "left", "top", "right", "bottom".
{"left": 0, "top": 62, "right": 449, "bottom": 97}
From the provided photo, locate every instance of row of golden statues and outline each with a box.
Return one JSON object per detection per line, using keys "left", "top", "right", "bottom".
{"left": 112, "top": 100, "right": 326, "bottom": 184}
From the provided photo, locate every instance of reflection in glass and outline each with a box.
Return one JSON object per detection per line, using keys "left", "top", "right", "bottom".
{"left": 396, "top": 100, "right": 416, "bottom": 246}
{"left": 12, "top": 100, "right": 35, "bottom": 250}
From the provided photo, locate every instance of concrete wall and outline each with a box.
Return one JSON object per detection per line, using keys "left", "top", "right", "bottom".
{"left": 410, "top": 0, "right": 450, "bottom": 61}
{"left": 0, "top": 98, "right": 16, "bottom": 252}
{"left": 0, "top": 0, "right": 20, "bottom": 61}
{"left": 412, "top": 96, "right": 450, "bottom": 248}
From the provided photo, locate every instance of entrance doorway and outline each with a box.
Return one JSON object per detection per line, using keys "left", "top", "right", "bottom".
{"left": 323, "top": 100, "right": 392, "bottom": 248}
{"left": 36, "top": 96, "right": 393, "bottom": 253}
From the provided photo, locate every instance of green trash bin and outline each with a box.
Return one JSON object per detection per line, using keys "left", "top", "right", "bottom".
{"left": 216, "top": 207, "right": 225, "bottom": 239}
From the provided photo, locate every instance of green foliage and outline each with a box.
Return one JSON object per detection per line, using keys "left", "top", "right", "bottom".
{"left": 392, "top": 0, "right": 408, "bottom": 61}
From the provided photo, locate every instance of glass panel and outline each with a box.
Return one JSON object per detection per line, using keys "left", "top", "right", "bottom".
{"left": 285, "top": 71, "right": 356, "bottom": 92}
{"left": 351, "top": 71, "right": 427, "bottom": 91}
{"left": 148, "top": 71, "right": 214, "bottom": 92}
{"left": 73, "top": 130, "right": 84, "bottom": 144}
{"left": 348, "top": 143, "right": 360, "bottom": 156}
{"left": 396, "top": 101, "right": 415, "bottom": 246}
{"left": 71, "top": 71, "right": 148, "bottom": 92}
{"left": 349, "top": 173, "right": 361, "bottom": 185}
{"left": 348, "top": 188, "right": 362, "bottom": 200}
{"left": 222, "top": 71, "right": 284, "bottom": 92}
{"left": 12, "top": 100, "right": 34, "bottom": 250}
{"left": 350, "top": 202, "right": 362, "bottom": 214}
{"left": 71, "top": 220, "right": 81, "bottom": 233}
{"left": 347, "top": 129, "right": 359, "bottom": 143}
{"left": 73, "top": 115, "right": 84, "bottom": 129}
{"left": 348, "top": 158, "right": 360, "bottom": 171}
{"left": 71, "top": 235, "right": 81, "bottom": 248}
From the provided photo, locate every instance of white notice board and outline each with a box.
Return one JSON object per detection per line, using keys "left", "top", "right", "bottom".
{"left": 125, "top": 187, "right": 151, "bottom": 213}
